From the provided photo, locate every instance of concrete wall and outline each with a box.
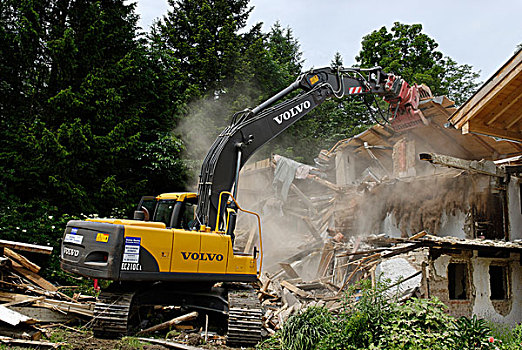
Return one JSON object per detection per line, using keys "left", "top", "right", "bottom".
{"left": 429, "top": 251, "right": 522, "bottom": 324}
{"left": 507, "top": 176, "right": 522, "bottom": 241}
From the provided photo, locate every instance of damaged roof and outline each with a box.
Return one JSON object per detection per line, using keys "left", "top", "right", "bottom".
{"left": 368, "top": 233, "right": 522, "bottom": 253}
{"left": 449, "top": 49, "right": 522, "bottom": 142}
{"left": 329, "top": 94, "right": 522, "bottom": 161}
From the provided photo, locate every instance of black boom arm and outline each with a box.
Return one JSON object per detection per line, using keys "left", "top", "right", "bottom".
{"left": 195, "top": 66, "right": 408, "bottom": 230}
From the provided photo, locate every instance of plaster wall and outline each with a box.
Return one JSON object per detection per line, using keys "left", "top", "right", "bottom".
{"left": 507, "top": 177, "right": 522, "bottom": 240}
{"left": 430, "top": 251, "right": 522, "bottom": 324}
{"left": 471, "top": 252, "right": 522, "bottom": 324}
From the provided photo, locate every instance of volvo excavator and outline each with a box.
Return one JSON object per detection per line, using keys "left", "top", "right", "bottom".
{"left": 60, "top": 65, "right": 427, "bottom": 345}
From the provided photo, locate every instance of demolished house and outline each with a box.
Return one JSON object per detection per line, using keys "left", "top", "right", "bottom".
{"left": 236, "top": 49, "right": 522, "bottom": 329}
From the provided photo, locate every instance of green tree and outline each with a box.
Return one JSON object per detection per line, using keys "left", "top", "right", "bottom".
{"left": 152, "top": 0, "right": 252, "bottom": 95}
{"left": 356, "top": 22, "right": 480, "bottom": 105}
{"left": 1, "top": 0, "right": 189, "bottom": 219}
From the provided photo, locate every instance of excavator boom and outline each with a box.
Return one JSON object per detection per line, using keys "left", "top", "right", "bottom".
{"left": 195, "top": 66, "right": 426, "bottom": 231}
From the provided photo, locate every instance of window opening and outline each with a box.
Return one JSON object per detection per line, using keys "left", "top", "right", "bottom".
{"left": 489, "top": 265, "right": 508, "bottom": 300}
{"left": 448, "top": 263, "right": 468, "bottom": 300}
{"left": 154, "top": 200, "right": 175, "bottom": 227}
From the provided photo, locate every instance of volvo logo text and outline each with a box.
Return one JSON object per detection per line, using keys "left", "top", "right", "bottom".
{"left": 273, "top": 101, "right": 311, "bottom": 125}
{"left": 181, "top": 252, "right": 224, "bottom": 261}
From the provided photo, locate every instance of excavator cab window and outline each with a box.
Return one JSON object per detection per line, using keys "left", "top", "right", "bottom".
{"left": 179, "top": 197, "right": 197, "bottom": 230}
{"left": 153, "top": 200, "right": 176, "bottom": 227}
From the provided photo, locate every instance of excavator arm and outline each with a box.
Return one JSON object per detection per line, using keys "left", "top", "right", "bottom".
{"left": 195, "top": 66, "right": 424, "bottom": 231}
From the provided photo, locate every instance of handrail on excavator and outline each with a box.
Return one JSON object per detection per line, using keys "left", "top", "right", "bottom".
{"left": 216, "top": 191, "right": 263, "bottom": 274}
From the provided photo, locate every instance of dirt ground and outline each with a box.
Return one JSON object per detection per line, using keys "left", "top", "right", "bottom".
{"left": 36, "top": 329, "right": 247, "bottom": 350}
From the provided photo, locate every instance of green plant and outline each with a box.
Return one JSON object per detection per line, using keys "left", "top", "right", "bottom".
{"left": 279, "top": 307, "right": 333, "bottom": 350}
{"left": 378, "top": 298, "right": 454, "bottom": 350}
{"left": 450, "top": 315, "right": 493, "bottom": 350}
{"left": 317, "top": 312, "right": 373, "bottom": 350}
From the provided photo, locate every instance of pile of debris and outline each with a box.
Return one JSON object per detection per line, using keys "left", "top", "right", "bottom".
{"left": 255, "top": 230, "right": 433, "bottom": 335}
{"left": 0, "top": 239, "right": 94, "bottom": 348}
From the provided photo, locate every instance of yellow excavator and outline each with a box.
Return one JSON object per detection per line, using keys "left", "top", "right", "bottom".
{"left": 60, "top": 66, "right": 427, "bottom": 345}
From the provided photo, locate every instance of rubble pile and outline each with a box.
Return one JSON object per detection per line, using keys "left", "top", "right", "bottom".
{"left": 0, "top": 239, "right": 93, "bottom": 347}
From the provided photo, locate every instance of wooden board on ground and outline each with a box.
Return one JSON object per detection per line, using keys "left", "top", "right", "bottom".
{"left": 0, "top": 336, "right": 63, "bottom": 349}
{"left": 0, "top": 292, "right": 94, "bottom": 317}
{"left": 11, "top": 263, "right": 57, "bottom": 292}
{"left": 138, "top": 337, "right": 206, "bottom": 350}
{"left": 0, "top": 325, "right": 42, "bottom": 340}
{"left": 0, "top": 239, "right": 53, "bottom": 255}
{"left": 4, "top": 248, "right": 40, "bottom": 273}
{"left": 8, "top": 306, "right": 76, "bottom": 323}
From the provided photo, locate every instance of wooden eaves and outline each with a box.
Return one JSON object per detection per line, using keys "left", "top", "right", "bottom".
{"left": 449, "top": 49, "right": 522, "bottom": 142}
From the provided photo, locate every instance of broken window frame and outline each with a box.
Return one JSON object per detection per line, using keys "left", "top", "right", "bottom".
{"left": 489, "top": 263, "right": 510, "bottom": 301}
{"left": 448, "top": 261, "right": 470, "bottom": 300}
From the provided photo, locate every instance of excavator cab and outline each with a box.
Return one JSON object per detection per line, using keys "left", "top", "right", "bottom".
{"left": 134, "top": 193, "right": 198, "bottom": 230}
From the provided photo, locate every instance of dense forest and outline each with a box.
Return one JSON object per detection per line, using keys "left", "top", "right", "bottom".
{"left": 0, "top": 0, "right": 480, "bottom": 280}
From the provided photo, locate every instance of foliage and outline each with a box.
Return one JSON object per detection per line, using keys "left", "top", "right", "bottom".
{"left": 261, "top": 280, "right": 515, "bottom": 350}
{"left": 486, "top": 322, "right": 522, "bottom": 349}
{"left": 378, "top": 298, "right": 455, "bottom": 349}
{"left": 451, "top": 315, "right": 493, "bottom": 350}
{"left": 318, "top": 311, "right": 374, "bottom": 350}
{"left": 279, "top": 307, "right": 333, "bottom": 350}
{"left": 356, "top": 22, "right": 480, "bottom": 106}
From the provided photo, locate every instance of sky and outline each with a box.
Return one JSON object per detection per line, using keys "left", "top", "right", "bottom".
{"left": 135, "top": 0, "right": 522, "bottom": 81}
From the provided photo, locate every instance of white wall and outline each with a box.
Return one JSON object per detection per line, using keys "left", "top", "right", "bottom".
{"left": 507, "top": 177, "right": 522, "bottom": 241}
{"left": 438, "top": 210, "right": 468, "bottom": 239}
{"left": 471, "top": 252, "right": 522, "bottom": 324}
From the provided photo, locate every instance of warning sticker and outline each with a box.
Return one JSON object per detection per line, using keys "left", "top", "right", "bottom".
{"left": 96, "top": 233, "right": 110, "bottom": 243}
{"left": 123, "top": 237, "right": 141, "bottom": 263}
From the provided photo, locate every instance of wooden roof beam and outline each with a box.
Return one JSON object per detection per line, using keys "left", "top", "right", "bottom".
{"left": 486, "top": 91, "right": 522, "bottom": 126}
{"left": 451, "top": 51, "right": 522, "bottom": 128}
{"left": 462, "top": 121, "right": 522, "bottom": 142}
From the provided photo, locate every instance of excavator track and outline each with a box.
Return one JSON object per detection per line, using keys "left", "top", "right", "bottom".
{"left": 92, "top": 291, "right": 136, "bottom": 338}
{"left": 226, "top": 286, "right": 263, "bottom": 346}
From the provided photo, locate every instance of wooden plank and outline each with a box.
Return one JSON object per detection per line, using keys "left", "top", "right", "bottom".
{"left": 456, "top": 64, "right": 522, "bottom": 128}
{"left": 11, "top": 265, "right": 58, "bottom": 292}
{"left": 463, "top": 121, "right": 522, "bottom": 142}
{"left": 279, "top": 263, "right": 299, "bottom": 279}
{"left": 0, "top": 292, "right": 93, "bottom": 318}
{"left": 0, "top": 336, "right": 63, "bottom": 349}
{"left": 4, "top": 248, "right": 40, "bottom": 273}
{"left": 0, "top": 239, "right": 53, "bottom": 255}
{"left": 315, "top": 242, "right": 334, "bottom": 278}
{"left": 486, "top": 88, "right": 522, "bottom": 126}
{"left": 137, "top": 311, "right": 198, "bottom": 335}
{"left": 290, "top": 184, "right": 317, "bottom": 215}
{"left": 409, "top": 230, "right": 428, "bottom": 240}
{"left": 280, "top": 280, "right": 310, "bottom": 298}
{"left": 0, "top": 325, "right": 42, "bottom": 341}
{"left": 138, "top": 337, "right": 206, "bottom": 350}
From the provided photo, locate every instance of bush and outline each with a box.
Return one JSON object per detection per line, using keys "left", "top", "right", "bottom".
{"left": 451, "top": 315, "right": 493, "bottom": 350}
{"left": 317, "top": 312, "right": 373, "bottom": 350}
{"left": 378, "top": 298, "right": 455, "bottom": 350}
{"left": 279, "top": 307, "right": 333, "bottom": 350}
{"left": 259, "top": 279, "right": 522, "bottom": 350}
